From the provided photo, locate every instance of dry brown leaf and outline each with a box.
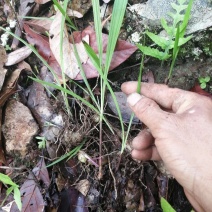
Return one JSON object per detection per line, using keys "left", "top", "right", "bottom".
{"left": 33, "top": 158, "right": 50, "bottom": 187}
{"left": 17, "top": 61, "right": 32, "bottom": 71}
{"left": 24, "top": 18, "right": 53, "bottom": 33}
{"left": 67, "top": 9, "right": 83, "bottom": 18}
{"left": 75, "top": 179, "right": 90, "bottom": 196}
{"left": 0, "top": 69, "right": 22, "bottom": 107}
{"left": 10, "top": 174, "right": 45, "bottom": 212}
{"left": 35, "top": 0, "right": 50, "bottom": 4}
{"left": 5, "top": 46, "right": 32, "bottom": 66}
{"left": 11, "top": 0, "right": 35, "bottom": 49}
{"left": 0, "top": 46, "right": 7, "bottom": 91}
{"left": 49, "top": 11, "right": 88, "bottom": 79}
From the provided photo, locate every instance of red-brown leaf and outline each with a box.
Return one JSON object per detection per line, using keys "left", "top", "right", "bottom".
{"left": 32, "top": 158, "right": 50, "bottom": 187}
{"left": 24, "top": 25, "right": 137, "bottom": 81}
{"left": 190, "top": 83, "right": 212, "bottom": 98}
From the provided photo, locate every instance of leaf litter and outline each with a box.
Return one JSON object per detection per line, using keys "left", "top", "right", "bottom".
{"left": 0, "top": 0, "right": 211, "bottom": 211}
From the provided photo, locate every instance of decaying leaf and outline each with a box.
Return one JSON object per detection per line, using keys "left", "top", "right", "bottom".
{"left": 24, "top": 24, "right": 137, "bottom": 81}
{"left": 0, "top": 46, "right": 7, "bottom": 91}
{"left": 73, "top": 26, "right": 138, "bottom": 80}
{"left": 11, "top": 0, "right": 35, "bottom": 49}
{"left": 190, "top": 83, "right": 212, "bottom": 98}
{"left": 49, "top": 11, "right": 83, "bottom": 79}
{"left": 24, "top": 24, "right": 63, "bottom": 79}
{"left": 24, "top": 18, "right": 53, "bottom": 33}
{"left": 33, "top": 158, "right": 50, "bottom": 187}
{"left": 35, "top": 0, "right": 50, "bottom": 4}
{"left": 17, "top": 61, "right": 32, "bottom": 72}
{"left": 58, "top": 187, "right": 89, "bottom": 212}
{"left": 67, "top": 9, "right": 83, "bottom": 18}
{"left": 0, "top": 69, "right": 22, "bottom": 107}
{"left": 75, "top": 179, "right": 90, "bottom": 196}
{"left": 11, "top": 175, "right": 45, "bottom": 212}
{"left": 5, "top": 46, "right": 32, "bottom": 66}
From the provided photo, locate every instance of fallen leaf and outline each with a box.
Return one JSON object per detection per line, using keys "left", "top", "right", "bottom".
{"left": 24, "top": 18, "right": 53, "bottom": 34}
{"left": 5, "top": 46, "right": 32, "bottom": 66}
{"left": 0, "top": 46, "right": 7, "bottom": 91}
{"left": 0, "top": 46, "right": 7, "bottom": 67}
{"left": 10, "top": 174, "right": 45, "bottom": 212}
{"left": 0, "top": 66, "right": 21, "bottom": 164}
{"left": 11, "top": 0, "right": 35, "bottom": 49}
{"left": 24, "top": 24, "right": 64, "bottom": 81}
{"left": 32, "top": 158, "right": 50, "bottom": 187}
{"left": 190, "top": 83, "right": 212, "bottom": 98}
{"left": 73, "top": 26, "right": 138, "bottom": 80}
{"left": 24, "top": 24, "right": 51, "bottom": 60}
{"left": 75, "top": 179, "right": 90, "bottom": 196}
{"left": 67, "top": 9, "right": 83, "bottom": 18}
{"left": 0, "top": 69, "right": 22, "bottom": 107}
{"left": 35, "top": 0, "right": 50, "bottom": 4}
{"left": 17, "top": 61, "right": 32, "bottom": 72}
{"left": 49, "top": 11, "right": 82, "bottom": 79}
{"left": 24, "top": 24, "right": 137, "bottom": 80}
{"left": 57, "top": 187, "right": 89, "bottom": 212}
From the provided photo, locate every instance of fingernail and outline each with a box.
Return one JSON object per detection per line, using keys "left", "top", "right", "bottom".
{"left": 127, "top": 93, "right": 143, "bottom": 107}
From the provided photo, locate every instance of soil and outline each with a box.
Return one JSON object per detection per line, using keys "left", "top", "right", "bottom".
{"left": 0, "top": 0, "right": 211, "bottom": 212}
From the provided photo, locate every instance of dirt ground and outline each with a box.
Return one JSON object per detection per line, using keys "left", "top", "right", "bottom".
{"left": 0, "top": 0, "right": 212, "bottom": 211}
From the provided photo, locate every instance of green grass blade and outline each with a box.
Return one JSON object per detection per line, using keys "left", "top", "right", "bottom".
{"left": 104, "top": 0, "right": 128, "bottom": 73}
{"left": 13, "top": 186, "right": 22, "bottom": 211}
{"left": 31, "top": 77, "right": 99, "bottom": 113}
{"left": 83, "top": 42, "right": 101, "bottom": 70}
{"left": 70, "top": 34, "right": 101, "bottom": 111}
{"left": 52, "top": 0, "right": 77, "bottom": 30}
{"left": 46, "top": 140, "right": 85, "bottom": 167}
{"left": 168, "top": 25, "right": 180, "bottom": 79}
{"left": 179, "top": 0, "right": 194, "bottom": 36}
{"left": 121, "top": 51, "right": 145, "bottom": 153}
{"left": 83, "top": 42, "right": 126, "bottom": 140}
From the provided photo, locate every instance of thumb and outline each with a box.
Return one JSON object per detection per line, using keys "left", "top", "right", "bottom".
{"left": 127, "top": 93, "right": 168, "bottom": 131}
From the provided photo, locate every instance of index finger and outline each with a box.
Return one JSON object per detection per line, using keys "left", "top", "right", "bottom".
{"left": 121, "top": 82, "right": 199, "bottom": 113}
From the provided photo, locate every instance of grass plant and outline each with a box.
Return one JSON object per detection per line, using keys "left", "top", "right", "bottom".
{"left": 137, "top": 0, "right": 194, "bottom": 80}
{"left": 0, "top": 173, "right": 22, "bottom": 210}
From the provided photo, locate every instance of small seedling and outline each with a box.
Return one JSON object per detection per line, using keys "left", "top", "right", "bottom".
{"left": 0, "top": 173, "right": 22, "bottom": 211}
{"left": 198, "top": 76, "right": 210, "bottom": 89}
{"left": 137, "top": 0, "right": 193, "bottom": 79}
{"left": 161, "top": 197, "right": 176, "bottom": 212}
{"left": 36, "top": 136, "right": 46, "bottom": 149}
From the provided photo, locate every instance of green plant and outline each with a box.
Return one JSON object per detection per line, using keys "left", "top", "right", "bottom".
{"left": 137, "top": 0, "right": 193, "bottom": 79}
{"left": 198, "top": 76, "right": 210, "bottom": 89}
{"left": 0, "top": 0, "right": 131, "bottom": 172}
{"left": 36, "top": 136, "right": 46, "bottom": 149}
{"left": 161, "top": 197, "right": 176, "bottom": 212}
{"left": 0, "top": 173, "right": 22, "bottom": 211}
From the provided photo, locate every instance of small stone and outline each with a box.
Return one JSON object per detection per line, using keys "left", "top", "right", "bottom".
{"left": 2, "top": 99, "right": 39, "bottom": 156}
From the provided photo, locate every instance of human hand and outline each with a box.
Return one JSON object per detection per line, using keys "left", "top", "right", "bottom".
{"left": 121, "top": 82, "right": 212, "bottom": 212}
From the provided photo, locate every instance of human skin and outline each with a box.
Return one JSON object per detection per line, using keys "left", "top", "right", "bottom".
{"left": 121, "top": 82, "right": 212, "bottom": 212}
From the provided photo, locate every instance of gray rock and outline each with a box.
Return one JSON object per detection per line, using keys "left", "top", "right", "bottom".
{"left": 128, "top": 0, "right": 212, "bottom": 34}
